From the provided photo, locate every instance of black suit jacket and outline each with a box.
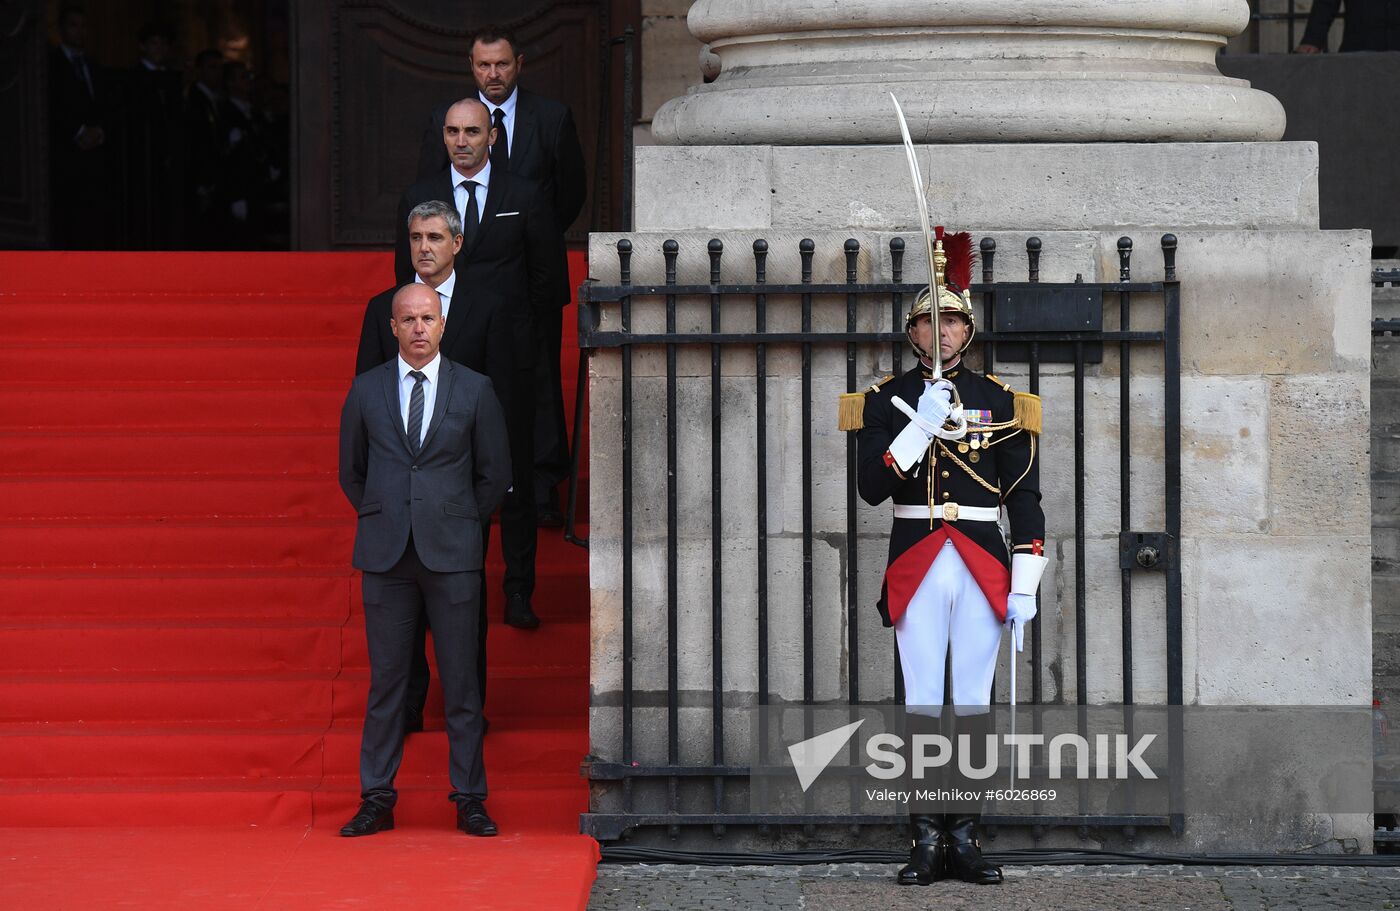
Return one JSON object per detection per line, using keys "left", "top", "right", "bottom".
{"left": 416, "top": 88, "right": 587, "bottom": 234}
{"left": 48, "top": 46, "right": 105, "bottom": 142}
{"left": 395, "top": 167, "right": 564, "bottom": 357}
{"left": 339, "top": 358, "right": 512, "bottom": 574}
{"left": 355, "top": 277, "right": 516, "bottom": 414}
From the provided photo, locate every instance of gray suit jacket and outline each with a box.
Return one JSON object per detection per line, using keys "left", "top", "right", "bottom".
{"left": 338, "top": 357, "right": 512, "bottom": 574}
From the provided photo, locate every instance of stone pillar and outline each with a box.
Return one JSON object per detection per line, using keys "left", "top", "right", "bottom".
{"left": 654, "top": 0, "right": 1285, "bottom": 144}
{"left": 590, "top": 0, "right": 1371, "bottom": 852}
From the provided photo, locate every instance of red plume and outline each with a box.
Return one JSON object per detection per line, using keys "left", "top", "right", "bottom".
{"left": 941, "top": 231, "right": 976, "bottom": 293}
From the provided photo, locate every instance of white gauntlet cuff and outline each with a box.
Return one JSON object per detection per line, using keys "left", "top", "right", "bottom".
{"left": 1010, "top": 553, "right": 1049, "bottom": 596}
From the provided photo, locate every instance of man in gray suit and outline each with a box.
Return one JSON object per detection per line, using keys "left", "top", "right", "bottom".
{"left": 337, "top": 283, "right": 512, "bottom": 837}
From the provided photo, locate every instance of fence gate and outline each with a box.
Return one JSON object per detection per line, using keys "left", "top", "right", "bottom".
{"left": 577, "top": 234, "right": 1184, "bottom": 842}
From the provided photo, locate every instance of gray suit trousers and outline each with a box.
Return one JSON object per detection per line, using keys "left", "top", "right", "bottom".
{"left": 359, "top": 538, "right": 486, "bottom": 807}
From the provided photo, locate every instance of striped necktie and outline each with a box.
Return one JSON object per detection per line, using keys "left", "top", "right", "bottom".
{"left": 406, "top": 370, "right": 426, "bottom": 452}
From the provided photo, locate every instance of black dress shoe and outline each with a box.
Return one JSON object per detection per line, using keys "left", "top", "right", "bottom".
{"left": 339, "top": 801, "right": 394, "bottom": 837}
{"left": 403, "top": 707, "right": 424, "bottom": 735}
{"left": 504, "top": 593, "right": 540, "bottom": 630}
{"left": 456, "top": 799, "right": 498, "bottom": 837}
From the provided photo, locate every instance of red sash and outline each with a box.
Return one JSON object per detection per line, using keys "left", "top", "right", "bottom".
{"left": 884, "top": 524, "right": 1011, "bottom": 625}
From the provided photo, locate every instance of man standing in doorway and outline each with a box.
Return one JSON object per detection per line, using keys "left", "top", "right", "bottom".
{"left": 416, "top": 25, "right": 585, "bottom": 526}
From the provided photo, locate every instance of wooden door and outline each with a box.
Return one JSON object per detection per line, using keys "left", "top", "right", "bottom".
{"left": 292, "top": 0, "right": 630, "bottom": 250}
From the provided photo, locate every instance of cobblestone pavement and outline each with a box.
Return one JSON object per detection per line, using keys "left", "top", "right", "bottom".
{"left": 589, "top": 863, "right": 1400, "bottom": 910}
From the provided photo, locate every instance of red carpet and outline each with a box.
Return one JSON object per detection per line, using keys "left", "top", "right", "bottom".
{"left": 0, "top": 251, "right": 596, "bottom": 908}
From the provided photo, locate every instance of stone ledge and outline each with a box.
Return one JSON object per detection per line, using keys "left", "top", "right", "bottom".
{"left": 635, "top": 143, "right": 1319, "bottom": 232}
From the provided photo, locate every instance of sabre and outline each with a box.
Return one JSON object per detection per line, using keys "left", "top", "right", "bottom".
{"left": 1008, "top": 623, "right": 1017, "bottom": 790}
{"left": 890, "top": 92, "right": 942, "bottom": 382}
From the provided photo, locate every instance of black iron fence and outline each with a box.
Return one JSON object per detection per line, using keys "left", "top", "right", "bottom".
{"left": 576, "top": 234, "right": 1185, "bottom": 841}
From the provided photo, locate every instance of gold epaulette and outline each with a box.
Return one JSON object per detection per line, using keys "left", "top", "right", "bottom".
{"left": 984, "top": 374, "right": 1042, "bottom": 435}
{"left": 837, "top": 375, "right": 895, "bottom": 431}
{"left": 1013, "top": 391, "right": 1042, "bottom": 435}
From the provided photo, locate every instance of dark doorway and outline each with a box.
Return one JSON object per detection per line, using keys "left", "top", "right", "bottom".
{"left": 1, "top": 0, "right": 636, "bottom": 250}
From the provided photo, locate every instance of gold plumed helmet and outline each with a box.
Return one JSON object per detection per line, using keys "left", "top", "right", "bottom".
{"left": 906, "top": 227, "right": 976, "bottom": 358}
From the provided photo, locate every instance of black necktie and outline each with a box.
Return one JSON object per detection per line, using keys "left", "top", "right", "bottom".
{"left": 462, "top": 180, "right": 479, "bottom": 248}
{"left": 72, "top": 53, "right": 94, "bottom": 97}
{"left": 490, "top": 107, "right": 508, "bottom": 171}
{"left": 406, "top": 370, "right": 426, "bottom": 453}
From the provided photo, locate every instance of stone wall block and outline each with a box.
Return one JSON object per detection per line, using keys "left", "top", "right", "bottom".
{"left": 1268, "top": 373, "right": 1370, "bottom": 535}
{"left": 1373, "top": 526, "right": 1400, "bottom": 570}
{"left": 1374, "top": 340, "right": 1400, "bottom": 380}
{"left": 1375, "top": 576, "right": 1400, "bottom": 635}
{"left": 1172, "top": 230, "right": 1370, "bottom": 376}
{"left": 1374, "top": 425, "right": 1400, "bottom": 475}
{"left": 1188, "top": 536, "right": 1371, "bottom": 703}
{"left": 633, "top": 148, "right": 774, "bottom": 231}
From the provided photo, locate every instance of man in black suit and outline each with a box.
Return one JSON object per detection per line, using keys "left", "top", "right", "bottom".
{"left": 397, "top": 97, "right": 559, "bottom": 633}
{"left": 359, "top": 199, "right": 515, "bottom": 730}
{"left": 48, "top": 5, "right": 111, "bottom": 249}
{"left": 121, "top": 24, "right": 184, "bottom": 249}
{"left": 416, "top": 25, "right": 586, "bottom": 524}
{"left": 184, "top": 49, "right": 227, "bottom": 248}
{"left": 338, "top": 283, "right": 512, "bottom": 838}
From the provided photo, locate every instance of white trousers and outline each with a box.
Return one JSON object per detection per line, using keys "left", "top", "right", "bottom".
{"left": 895, "top": 538, "right": 1003, "bottom": 710}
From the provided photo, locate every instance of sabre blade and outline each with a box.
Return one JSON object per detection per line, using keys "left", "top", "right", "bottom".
{"left": 889, "top": 92, "right": 941, "bottom": 380}
{"left": 1009, "top": 628, "right": 1017, "bottom": 790}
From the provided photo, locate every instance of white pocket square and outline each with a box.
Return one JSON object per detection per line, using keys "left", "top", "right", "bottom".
{"left": 496, "top": 211, "right": 520, "bottom": 217}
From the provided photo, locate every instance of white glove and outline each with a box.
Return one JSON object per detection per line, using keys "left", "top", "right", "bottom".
{"left": 1005, "top": 593, "right": 1038, "bottom": 652}
{"left": 917, "top": 379, "right": 954, "bottom": 429}
{"left": 887, "top": 404, "right": 934, "bottom": 472}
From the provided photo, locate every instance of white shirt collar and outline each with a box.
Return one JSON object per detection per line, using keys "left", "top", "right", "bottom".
{"left": 140, "top": 57, "right": 160, "bottom": 71}
{"left": 479, "top": 87, "right": 517, "bottom": 118}
{"left": 414, "top": 269, "right": 455, "bottom": 302}
{"left": 397, "top": 351, "right": 442, "bottom": 384}
{"left": 451, "top": 157, "right": 490, "bottom": 193}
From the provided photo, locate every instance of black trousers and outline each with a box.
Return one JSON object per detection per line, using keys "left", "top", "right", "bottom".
{"left": 359, "top": 541, "right": 486, "bottom": 807}
{"left": 501, "top": 365, "right": 539, "bottom": 596}
{"left": 532, "top": 303, "right": 570, "bottom": 504}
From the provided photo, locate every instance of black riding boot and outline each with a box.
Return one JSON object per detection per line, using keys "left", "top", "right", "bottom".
{"left": 946, "top": 814, "right": 1003, "bottom": 884}
{"left": 896, "top": 814, "right": 947, "bottom": 886}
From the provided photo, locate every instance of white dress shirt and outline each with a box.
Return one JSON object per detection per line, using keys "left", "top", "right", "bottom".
{"left": 450, "top": 159, "right": 491, "bottom": 235}
{"left": 413, "top": 269, "right": 455, "bottom": 322}
{"left": 479, "top": 87, "right": 518, "bottom": 158}
{"left": 397, "top": 352, "right": 442, "bottom": 445}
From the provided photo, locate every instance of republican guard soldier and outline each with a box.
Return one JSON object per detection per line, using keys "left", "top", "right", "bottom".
{"left": 841, "top": 228, "right": 1049, "bottom": 887}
